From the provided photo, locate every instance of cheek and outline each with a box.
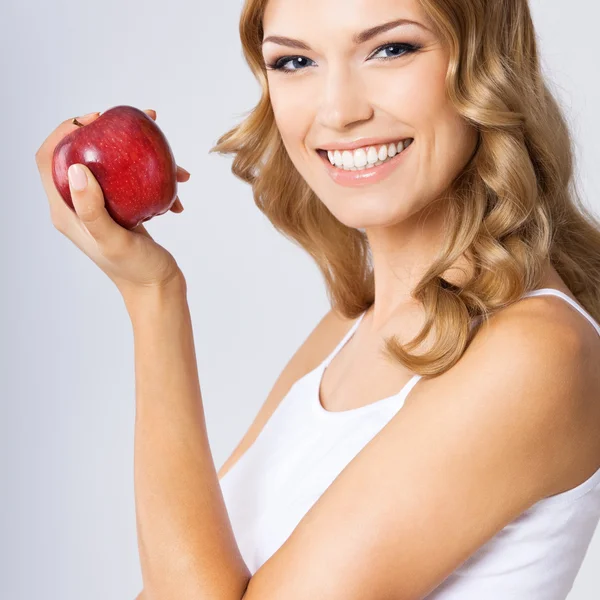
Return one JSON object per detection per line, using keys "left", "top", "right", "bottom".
{"left": 270, "top": 83, "right": 313, "bottom": 137}
{"left": 386, "top": 57, "right": 449, "bottom": 127}
{"left": 384, "top": 59, "right": 475, "bottom": 174}
{"left": 270, "top": 97, "right": 313, "bottom": 166}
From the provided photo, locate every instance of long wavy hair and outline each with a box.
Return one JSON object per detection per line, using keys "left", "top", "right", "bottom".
{"left": 209, "top": 0, "right": 600, "bottom": 377}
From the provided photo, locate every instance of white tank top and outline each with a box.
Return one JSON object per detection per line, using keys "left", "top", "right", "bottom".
{"left": 219, "top": 288, "right": 600, "bottom": 598}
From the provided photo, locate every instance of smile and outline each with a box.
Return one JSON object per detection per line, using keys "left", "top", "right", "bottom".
{"left": 316, "top": 139, "right": 414, "bottom": 188}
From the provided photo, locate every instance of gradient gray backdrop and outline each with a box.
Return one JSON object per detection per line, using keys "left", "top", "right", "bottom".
{"left": 2, "top": 0, "right": 599, "bottom": 598}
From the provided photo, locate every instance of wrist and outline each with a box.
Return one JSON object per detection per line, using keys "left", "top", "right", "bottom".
{"left": 122, "top": 272, "right": 188, "bottom": 322}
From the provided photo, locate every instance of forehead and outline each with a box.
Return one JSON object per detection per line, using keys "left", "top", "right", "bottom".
{"left": 263, "top": 0, "right": 431, "bottom": 36}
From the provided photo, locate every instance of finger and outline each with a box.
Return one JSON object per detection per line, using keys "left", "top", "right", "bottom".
{"left": 169, "top": 197, "right": 184, "bottom": 213}
{"left": 68, "top": 163, "right": 129, "bottom": 249}
{"left": 143, "top": 109, "right": 157, "bottom": 120}
{"left": 176, "top": 166, "right": 191, "bottom": 182}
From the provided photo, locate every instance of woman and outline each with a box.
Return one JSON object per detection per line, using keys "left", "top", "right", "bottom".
{"left": 35, "top": 0, "right": 600, "bottom": 598}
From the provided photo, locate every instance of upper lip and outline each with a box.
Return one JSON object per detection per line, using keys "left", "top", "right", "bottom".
{"left": 315, "top": 136, "right": 413, "bottom": 152}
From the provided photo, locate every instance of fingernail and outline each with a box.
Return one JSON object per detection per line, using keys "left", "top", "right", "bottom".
{"left": 68, "top": 164, "right": 87, "bottom": 191}
{"left": 80, "top": 111, "right": 99, "bottom": 118}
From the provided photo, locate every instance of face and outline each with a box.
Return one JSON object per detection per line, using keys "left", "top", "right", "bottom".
{"left": 261, "top": 0, "right": 479, "bottom": 231}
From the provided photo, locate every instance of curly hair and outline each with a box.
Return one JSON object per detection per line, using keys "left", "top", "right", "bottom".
{"left": 209, "top": 0, "right": 600, "bottom": 377}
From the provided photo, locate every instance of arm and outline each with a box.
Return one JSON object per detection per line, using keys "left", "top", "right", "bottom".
{"left": 132, "top": 303, "right": 349, "bottom": 599}
{"left": 125, "top": 276, "right": 251, "bottom": 600}
{"left": 34, "top": 110, "right": 250, "bottom": 600}
{"left": 126, "top": 290, "right": 351, "bottom": 600}
{"left": 127, "top": 280, "right": 593, "bottom": 599}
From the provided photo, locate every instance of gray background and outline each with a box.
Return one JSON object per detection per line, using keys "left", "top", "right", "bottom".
{"left": 1, "top": 0, "right": 598, "bottom": 598}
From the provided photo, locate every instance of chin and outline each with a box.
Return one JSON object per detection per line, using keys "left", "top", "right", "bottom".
{"left": 325, "top": 193, "right": 420, "bottom": 230}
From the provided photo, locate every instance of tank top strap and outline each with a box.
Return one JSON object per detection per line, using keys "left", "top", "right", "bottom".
{"left": 321, "top": 311, "right": 368, "bottom": 370}
{"left": 522, "top": 288, "right": 600, "bottom": 337}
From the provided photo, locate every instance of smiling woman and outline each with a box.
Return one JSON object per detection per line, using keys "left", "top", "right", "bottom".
{"left": 201, "top": 0, "right": 600, "bottom": 598}
{"left": 129, "top": 0, "right": 600, "bottom": 598}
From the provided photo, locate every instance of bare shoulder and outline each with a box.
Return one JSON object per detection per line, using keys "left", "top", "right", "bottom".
{"left": 486, "top": 292, "right": 600, "bottom": 414}
{"left": 217, "top": 308, "right": 357, "bottom": 479}
{"left": 436, "top": 292, "right": 600, "bottom": 499}
{"left": 466, "top": 291, "right": 600, "bottom": 393}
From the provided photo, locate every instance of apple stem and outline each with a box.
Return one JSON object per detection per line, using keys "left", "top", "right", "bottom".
{"left": 72, "top": 118, "right": 84, "bottom": 127}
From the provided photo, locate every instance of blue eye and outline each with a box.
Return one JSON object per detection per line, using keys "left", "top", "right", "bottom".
{"left": 372, "top": 43, "right": 418, "bottom": 60}
{"left": 265, "top": 42, "right": 421, "bottom": 75}
{"left": 270, "top": 56, "right": 314, "bottom": 73}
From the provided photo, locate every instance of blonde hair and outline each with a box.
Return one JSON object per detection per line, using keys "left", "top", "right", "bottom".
{"left": 209, "top": 0, "right": 600, "bottom": 377}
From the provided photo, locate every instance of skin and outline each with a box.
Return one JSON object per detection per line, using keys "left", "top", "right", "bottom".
{"left": 262, "top": 0, "right": 481, "bottom": 332}
{"left": 37, "top": 4, "right": 600, "bottom": 598}
{"left": 37, "top": 109, "right": 250, "bottom": 600}
{"left": 229, "top": 1, "right": 599, "bottom": 597}
{"left": 132, "top": 1, "right": 599, "bottom": 597}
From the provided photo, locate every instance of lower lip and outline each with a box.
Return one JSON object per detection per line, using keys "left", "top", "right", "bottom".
{"left": 318, "top": 140, "right": 414, "bottom": 188}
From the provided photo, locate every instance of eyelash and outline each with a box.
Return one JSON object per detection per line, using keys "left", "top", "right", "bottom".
{"left": 265, "top": 42, "right": 422, "bottom": 74}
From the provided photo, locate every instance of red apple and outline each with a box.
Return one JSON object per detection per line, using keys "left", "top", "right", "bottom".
{"left": 52, "top": 105, "right": 178, "bottom": 230}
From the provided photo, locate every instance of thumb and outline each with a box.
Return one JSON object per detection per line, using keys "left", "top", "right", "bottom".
{"left": 68, "top": 163, "right": 125, "bottom": 245}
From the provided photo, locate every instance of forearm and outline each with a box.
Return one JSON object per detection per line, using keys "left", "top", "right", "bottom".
{"left": 125, "top": 277, "right": 251, "bottom": 600}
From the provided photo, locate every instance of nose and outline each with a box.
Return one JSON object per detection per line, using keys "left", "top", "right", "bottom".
{"left": 314, "top": 64, "right": 374, "bottom": 132}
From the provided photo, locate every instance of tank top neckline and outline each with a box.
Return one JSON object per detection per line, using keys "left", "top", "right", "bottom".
{"left": 311, "top": 287, "right": 600, "bottom": 419}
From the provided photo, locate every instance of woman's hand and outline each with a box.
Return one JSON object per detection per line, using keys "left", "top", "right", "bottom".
{"left": 35, "top": 109, "right": 191, "bottom": 298}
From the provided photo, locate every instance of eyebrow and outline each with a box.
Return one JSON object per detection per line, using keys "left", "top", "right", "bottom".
{"left": 262, "top": 18, "right": 429, "bottom": 50}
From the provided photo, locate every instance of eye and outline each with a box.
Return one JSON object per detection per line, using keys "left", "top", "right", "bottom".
{"left": 266, "top": 55, "right": 315, "bottom": 73}
{"left": 369, "top": 42, "right": 421, "bottom": 61}
{"left": 265, "top": 41, "right": 422, "bottom": 75}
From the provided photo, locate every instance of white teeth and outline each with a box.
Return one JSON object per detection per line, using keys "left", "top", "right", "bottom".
{"left": 325, "top": 139, "right": 413, "bottom": 170}
{"left": 353, "top": 148, "right": 368, "bottom": 168}
{"left": 367, "top": 147, "right": 379, "bottom": 165}
{"left": 342, "top": 151, "right": 354, "bottom": 169}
